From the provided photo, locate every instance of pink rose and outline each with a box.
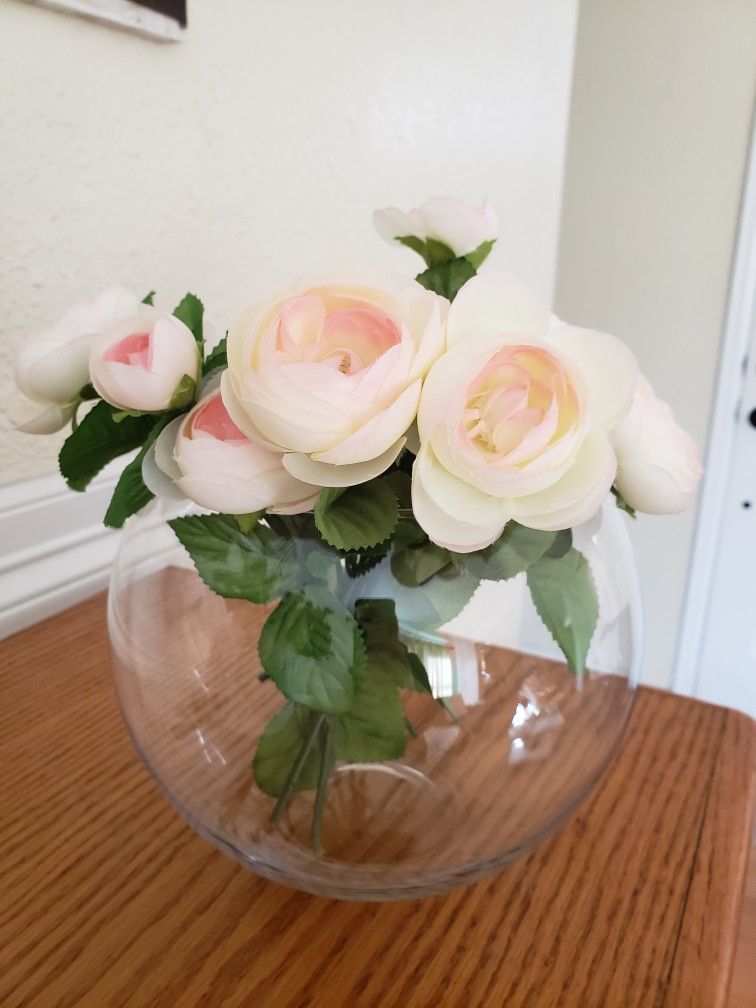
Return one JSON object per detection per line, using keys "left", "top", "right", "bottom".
{"left": 144, "top": 389, "right": 318, "bottom": 515}
{"left": 89, "top": 305, "right": 200, "bottom": 413}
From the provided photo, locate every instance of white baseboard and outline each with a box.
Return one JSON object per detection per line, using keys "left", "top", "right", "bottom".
{"left": 0, "top": 465, "right": 123, "bottom": 640}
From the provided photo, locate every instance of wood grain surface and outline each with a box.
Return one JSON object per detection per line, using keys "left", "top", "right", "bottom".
{"left": 1, "top": 593, "right": 753, "bottom": 1008}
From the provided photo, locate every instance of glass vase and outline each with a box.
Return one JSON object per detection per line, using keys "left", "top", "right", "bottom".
{"left": 109, "top": 498, "right": 641, "bottom": 900}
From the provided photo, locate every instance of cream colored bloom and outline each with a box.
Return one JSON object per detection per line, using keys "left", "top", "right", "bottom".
{"left": 13, "top": 287, "right": 139, "bottom": 433}
{"left": 612, "top": 375, "right": 701, "bottom": 513}
{"left": 374, "top": 196, "right": 499, "bottom": 257}
{"left": 222, "top": 269, "right": 446, "bottom": 487}
{"left": 414, "top": 271, "right": 639, "bottom": 551}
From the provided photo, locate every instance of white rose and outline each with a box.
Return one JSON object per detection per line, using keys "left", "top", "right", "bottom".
{"left": 414, "top": 271, "right": 639, "bottom": 551}
{"left": 89, "top": 305, "right": 200, "bottom": 413}
{"left": 374, "top": 196, "right": 499, "bottom": 257}
{"left": 222, "top": 268, "right": 446, "bottom": 487}
{"left": 143, "top": 388, "right": 318, "bottom": 515}
{"left": 12, "top": 286, "right": 139, "bottom": 433}
{"left": 611, "top": 375, "right": 701, "bottom": 513}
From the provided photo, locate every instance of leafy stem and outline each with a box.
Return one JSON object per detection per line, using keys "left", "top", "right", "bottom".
{"left": 310, "top": 719, "right": 335, "bottom": 855}
{"left": 269, "top": 711, "right": 326, "bottom": 824}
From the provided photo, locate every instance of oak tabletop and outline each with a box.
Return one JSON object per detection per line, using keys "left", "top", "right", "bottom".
{"left": 1, "top": 594, "right": 753, "bottom": 1008}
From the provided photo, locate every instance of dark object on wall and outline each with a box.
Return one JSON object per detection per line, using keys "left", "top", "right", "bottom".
{"left": 138, "top": 1, "right": 186, "bottom": 28}
{"left": 22, "top": 0, "right": 187, "bottom": 41}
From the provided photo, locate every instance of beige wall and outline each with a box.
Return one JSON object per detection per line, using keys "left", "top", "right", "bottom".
{"left": 555, "top": 0, "right": 756, "bottom": 686}
{"left": 0, "top": 0, "right": 578, "bottom": 485}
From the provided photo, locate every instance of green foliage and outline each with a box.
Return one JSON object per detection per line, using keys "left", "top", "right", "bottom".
{"left": 354, "top": 597, "right": 430, "bottom": 693}
{"left": 172, "top": 292, "right": 204, "bottom": 347}
{"left": 77, "top": 382, "right": 99, "bottom": 401}
{"left": 141, "top": 290, "right": 156, "bottom": 305}
{"left": 462, "top": 523, "right": 557, "bottom": 581}
{"left": 391, "top": 536, "right": 451, "bottom": 586}
{"left": 465, "top": 239, "right": 496, "bottom": 270}
{"left": 314, "top": 479, "right": 399, "bottom": 552}
{"left": 203, "top": 335, "right": 228, "bottom": 375}
{"left": 59, "top": 401, "right": 155, "bottom": 492}
{"left": 168, "top": 513, "right": 299, "bottom": 603}
{"left": 103, "top": 415, "right": 175, "bottom": 528}
{"left": 253, "top": 704, "right": 324, "bottom": 798}
{"left": 612, "top": 486, "right": 637, "bottom": 519}
{"left": 416, "top": 257, "right": 476, "bottom": 302}
{"left": 526, "top": 547, "right": 599, "bottom": 675}
{"left": 258, "top": 586, "right": 366, "bottom": 714}
{"left": 167, "top": 374, "right": 196, "bottom": 411}
{"left": 330, "top": 668, "right": 406, "bottom": 763}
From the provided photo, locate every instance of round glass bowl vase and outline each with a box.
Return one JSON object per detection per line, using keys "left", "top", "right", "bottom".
{"left": 108, "top": 499, "right": 641, "bottom": 901}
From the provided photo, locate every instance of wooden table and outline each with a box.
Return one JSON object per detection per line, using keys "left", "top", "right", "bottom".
{"left": 1, "top": 594, "right": 752, "bottom": 1008}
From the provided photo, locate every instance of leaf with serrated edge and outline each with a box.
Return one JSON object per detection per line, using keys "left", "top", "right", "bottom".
{"left": 526, "top": 547, "right": 598, "bottom": 675}
{"left": 258, "top": 586, "right": 365, "bottom": 714}
{"left": 172, "top": 292, "right": 204, "bottom": 346}
{"left": 59, "top": 401, "right": 154, "bottom": 492}
{"left": 168, "top": 514, "right": 299, "bottom": 603}
{"left": 104, "top": 415, "right": 175, "bottom": 528}
{"left": 463, "top": 523, "right": 556, "bottom": 581}
{"left": 314, "top": 480, "right": 398, "bottom": 552}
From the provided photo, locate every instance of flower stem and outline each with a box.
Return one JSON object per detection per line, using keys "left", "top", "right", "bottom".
{"left": 270, "top": 711, "right": 325, "bottom": 825}
{"left": 310, "top": 720, "right": 334, "bottom": 855}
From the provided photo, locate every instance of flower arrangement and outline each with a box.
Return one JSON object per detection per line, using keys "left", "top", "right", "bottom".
{"left": 12, "top": 196, "right": 701, "bottom": 852}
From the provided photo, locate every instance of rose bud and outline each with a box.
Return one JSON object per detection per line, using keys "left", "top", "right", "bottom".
{"left": 143, "top": 389, "right": 319, "bottom": 515}
{"left": 12, "top": 287, "right": 139, "bottom": 433}
{"left": 89, "top": 306, "right": 201, "bottom": 413}
{"left": 611, "top": 375, "right": 702, "bottom": 513}
{"left": 374, "top": 196, "right": 499, "bottom": 258}
{"left": 222, "top": 268, "right": 446, "bottom": 488}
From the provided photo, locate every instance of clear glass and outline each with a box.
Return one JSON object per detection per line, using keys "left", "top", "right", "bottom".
{"left": 109, "top": 499, "right": 641, "bottom": 900}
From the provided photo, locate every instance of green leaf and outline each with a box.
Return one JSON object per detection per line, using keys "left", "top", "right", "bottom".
{"left": 168, "top": 514, "right": 299, "bottom": 603}
{"left": 344, "top": 551, "right": 386, "bottom": 579}
{"left": 141, "top": 290, "right": 156, "bottom": 305}
{"left": 203, "top": 335, "right": 227, "bottom": 375}
{"left": 612, "top": 486, "right": 637, "bottom": 519}
{"left": 465, "top": 239, "right": 496, "bottom": 270}
{"left": 416, "top": 257, "right": 476, "bottom": 302}
{"left": 526, "top": 547, "right": 599, "bottom": 675}
{"left": 396, "top": 235, "right": 427, "bottom": 258}
{"left": 355, "top": 598, "right": 411, "bottom": 685}
{"left": 167, "top": 373, "right": 196, "bottom": 411}
{"left": 77, "top": 382, "right": 98, "bottom": 401}
{"left": 103, "top": 415, "right": 175, "bottom": 529}
{"left": 314, "top": 479, "right": 399, "bottom": 552}
{"left": 391, "top": 540, "right": 451, "bottom": 586}
{"left": 234, "top": 511, "right": 263, "bottom": 534}
{"left": 462, "top": 523, "right": 557, "bottom": 581}
{"left": 253, "top": 704, "right": 324, "bottom": 797}
{"left": 59, "top": 401, "right": 155, "bottom": 492}
{"left": 258, "top": 586, "right": 366, "bottom": 714}
{"left": 172, "top": 292, "right": 204, "bottom": 346}
{"left": 331, "top": 668, "right": 406, "bottom": 763}
{"left": 423, "top": 237, "right": 456, "bottom": 267}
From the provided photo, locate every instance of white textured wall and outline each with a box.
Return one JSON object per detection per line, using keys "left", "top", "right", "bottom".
{"left": 555, "top": 0, "right": 756, "bottom": 686}
{"left": 0, "top": 0, "right": 578, "bottom": 485}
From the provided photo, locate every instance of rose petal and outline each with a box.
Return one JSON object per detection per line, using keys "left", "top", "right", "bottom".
{"left": 447, "top": 270, "right": 549, "bottom": 349}
{"left": 548, "top": 322, "right": 638, "bottom": 431}
{"left": 282, "top": 437, "right": 406, "bottom": 487}
{"left": 511, "top": 433, "right": 617, "bottom": 530}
